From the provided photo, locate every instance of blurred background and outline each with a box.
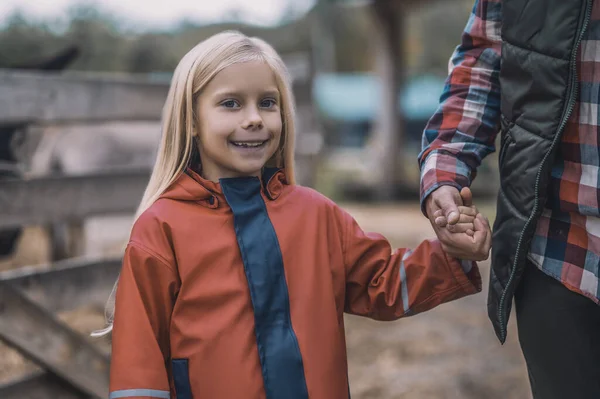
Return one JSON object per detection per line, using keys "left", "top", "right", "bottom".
{"left": 0, "top": 1, "right": 529, "bottom": 398}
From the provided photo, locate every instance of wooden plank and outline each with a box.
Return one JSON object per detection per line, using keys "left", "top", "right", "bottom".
{"left": 0, "top": 257, "right": 121, "bottom": 313}
{"left": 0, "top": 170, "right": 149, "bottom": 228}
{"left": 0, "top": 69, "right": 169, "bottom": 124}
{"left": 0, "top": 370, "right": 87, "bottom": 399}
{"left": 0, "top": 258, "right": 120, "bottom": 399}
{"left": 0, "top": 61, "right": 311, "bottom": 125}
{"left": 0, "top": 283, "right": 109, "bottom": 399}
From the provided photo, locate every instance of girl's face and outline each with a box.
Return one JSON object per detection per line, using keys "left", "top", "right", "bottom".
{"left": 196, "top": 61, "right": 283, "bottom": 182}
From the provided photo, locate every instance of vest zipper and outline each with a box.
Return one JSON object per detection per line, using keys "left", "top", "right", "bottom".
{"left": 497, "top": 0, "right": 593, "bottom": 343}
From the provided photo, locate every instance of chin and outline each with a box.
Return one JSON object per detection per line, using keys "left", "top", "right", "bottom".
{"left": 233, "top": 156, "right": 276, "bottom": 174}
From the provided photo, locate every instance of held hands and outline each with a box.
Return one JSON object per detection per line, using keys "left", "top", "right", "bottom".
{"left": 425, "top": 186, "right": 492, "bottom": 261}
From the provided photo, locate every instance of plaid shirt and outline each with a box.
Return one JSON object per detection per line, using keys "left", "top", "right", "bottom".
{"left": 419, "top": 0, "right": 600, "bottom": 304}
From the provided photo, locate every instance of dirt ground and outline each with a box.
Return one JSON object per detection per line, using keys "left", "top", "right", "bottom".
{"left": 0, "top": 202, "right": 531, "bottom": 398}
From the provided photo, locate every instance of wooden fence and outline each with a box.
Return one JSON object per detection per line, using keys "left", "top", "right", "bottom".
{"left": 0, "top": 54, "right": 321, "bottom": 398}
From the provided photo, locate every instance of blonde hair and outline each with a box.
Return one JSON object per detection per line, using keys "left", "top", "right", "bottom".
{"left": 92, "top": 31, "right": 297, "bottom": 337}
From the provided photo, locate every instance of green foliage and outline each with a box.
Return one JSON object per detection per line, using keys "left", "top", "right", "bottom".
{"left": 0, "top": 0, "right": 474, "bottom": 75}
{"left": 0, "top": 11, "right": 67, "bottom": 68}
{"left": 0, "top": 3, "right": 315, "bottom": 73}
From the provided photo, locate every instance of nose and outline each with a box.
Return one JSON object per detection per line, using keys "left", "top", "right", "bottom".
{"left": 242, "top": 105, "right": 264, "bottom": 130}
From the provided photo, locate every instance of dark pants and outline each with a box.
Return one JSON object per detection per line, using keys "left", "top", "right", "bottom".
{"left": 514, "top": 261, "right": 600, "bottom": 399}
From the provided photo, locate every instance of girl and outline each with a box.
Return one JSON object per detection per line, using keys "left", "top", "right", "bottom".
{"left": 100, "top": 31, "right": 487, "bottom": 399}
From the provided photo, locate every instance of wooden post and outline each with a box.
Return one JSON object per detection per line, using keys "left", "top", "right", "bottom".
{"left": 370, "top": 1, "right": 405, "bottom": 201}
{"left": 48, "top": 222, "right": 70, "bottom": 261}
{"left": 0, "top": 128, "right": 23, "bottom": 258}
{"left": 48, "top": 221, "right": 85, "bottom": 261}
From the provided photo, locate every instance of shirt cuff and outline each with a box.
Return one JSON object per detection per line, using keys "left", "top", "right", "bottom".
{"left": 419, "top": 152, "right": 473, "bottom": 216}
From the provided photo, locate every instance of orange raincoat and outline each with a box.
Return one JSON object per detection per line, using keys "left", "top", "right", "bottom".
{"left": 109, "top": 168, "right": 481, "bottom": 399}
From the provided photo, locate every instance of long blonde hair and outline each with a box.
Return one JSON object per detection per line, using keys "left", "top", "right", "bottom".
{"left": 92, "top": 31, "right": 297, "bottom": 337}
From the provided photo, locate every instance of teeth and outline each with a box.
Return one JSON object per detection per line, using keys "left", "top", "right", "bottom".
{"left": 231, "top": 141, "right": 266, "bottom": 148}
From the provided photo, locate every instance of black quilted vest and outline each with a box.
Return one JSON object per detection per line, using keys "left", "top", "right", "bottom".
{"left": 490, "top": 0, "right": 592, "bottom": 342}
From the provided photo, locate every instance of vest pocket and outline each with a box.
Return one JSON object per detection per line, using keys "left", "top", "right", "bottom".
{"left": 172, "top": 359, "right": 193, "bottom": 399}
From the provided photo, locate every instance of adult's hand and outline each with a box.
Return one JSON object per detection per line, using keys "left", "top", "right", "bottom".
{"left": 425, "top": 186, "right": 491, "bottom": 261}
{"left": 425, "top": 185, "right": 473, "bottom": 227}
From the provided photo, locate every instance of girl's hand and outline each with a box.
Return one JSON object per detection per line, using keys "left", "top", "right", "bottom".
{"left": 433, "top": 205, "right": 477, "bottom": 236}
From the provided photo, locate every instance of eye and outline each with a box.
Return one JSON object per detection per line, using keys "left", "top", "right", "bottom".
{"left": 221, "top": 99, "right": 240, "bottom": 109}
{"left": 260, "top": 98, "right": 277, "bottom": 109}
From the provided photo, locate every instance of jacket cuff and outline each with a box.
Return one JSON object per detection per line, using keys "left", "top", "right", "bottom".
{"left": 450, "top": 257, "right": 482, "bottom": 295}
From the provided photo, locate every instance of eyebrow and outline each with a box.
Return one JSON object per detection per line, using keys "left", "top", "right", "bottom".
{"left": 212, "top": 89, "right": 280, "bottom": 98}
{"left": 262, "top": 90, "right": 280, "bottom": 98}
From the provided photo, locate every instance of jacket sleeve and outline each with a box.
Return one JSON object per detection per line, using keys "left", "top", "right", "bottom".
{"left": 340, "top": 209, "right": 482, "bottom": 320}
{"left": 109, "top": 242, "right": 179, "bottom": 399}
{"left": 418, "top": 0, "right": 502, "bottom": 212}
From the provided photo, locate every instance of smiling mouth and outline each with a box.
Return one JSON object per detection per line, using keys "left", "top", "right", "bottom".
{"left": 230, "top": 140, "right": 268, "bottom": 148}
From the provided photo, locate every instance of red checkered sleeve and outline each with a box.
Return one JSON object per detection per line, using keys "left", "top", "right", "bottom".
{"left": 418, "top": 0, "right": 503, "bottom": 211}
